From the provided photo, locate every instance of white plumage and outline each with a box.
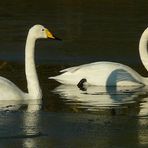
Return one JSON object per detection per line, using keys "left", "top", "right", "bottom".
{"left": 0, "top": 24, "right": 56, "bottom": 100}
{"left": 50, "top": 27, "right": 148, "bottom": 87}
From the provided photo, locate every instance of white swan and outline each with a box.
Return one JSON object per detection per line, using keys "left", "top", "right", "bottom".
{"left": 0, "top": 24, "right": 57, "bottom": 100}
{"left": 49, "top": 27, "right": 148, "bottom": 87}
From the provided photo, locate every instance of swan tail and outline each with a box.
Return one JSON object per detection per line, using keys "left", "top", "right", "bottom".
{"left": 48, "top": 76, "right": 59, "bottom": 80}
{"left": 48, "top": 75, "right": 66, "bottom": 84}
{"left": 48, "top": 76, "right": 55, "bottom": 79}
{"left": 49, "top": 73, "right": 80, "bottom": 85}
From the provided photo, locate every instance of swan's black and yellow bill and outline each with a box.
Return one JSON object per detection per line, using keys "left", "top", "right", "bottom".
{"left": 46, "top": 29, "right": 62, "bottom": 41}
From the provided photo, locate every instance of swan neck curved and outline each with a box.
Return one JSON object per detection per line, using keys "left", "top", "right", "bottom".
{"left": 25, "top": 34, "right": 42, "bottom": 99}
{"left": 139, "top": 29, "right": 148, "bottom": 71}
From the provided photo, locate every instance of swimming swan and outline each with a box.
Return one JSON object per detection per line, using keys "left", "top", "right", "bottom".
{"left": 0, "top": 24, "right": 58, "bottom": 100}
{"left": 49, "top": 27, "right": 148, "bottom": 87}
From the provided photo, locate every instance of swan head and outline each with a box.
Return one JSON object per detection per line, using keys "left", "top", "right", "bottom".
{"left": 28, "top": 24, "right": 61, "bottom": 40}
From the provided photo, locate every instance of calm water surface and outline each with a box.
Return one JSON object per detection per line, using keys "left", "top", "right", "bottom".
{"left": 0, "top": 0, "right": 148, "bottom": 147}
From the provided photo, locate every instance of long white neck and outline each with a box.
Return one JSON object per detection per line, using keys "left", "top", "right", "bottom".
{"left": 139, "top": 28, "right": 148, "bottom": 72}
{"left": 25, "top": 33, "right": 42, "bottom": 99}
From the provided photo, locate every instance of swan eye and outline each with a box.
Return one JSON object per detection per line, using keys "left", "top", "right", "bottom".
{"left": 42, "top": 28, "right": 45, "bottom": 31}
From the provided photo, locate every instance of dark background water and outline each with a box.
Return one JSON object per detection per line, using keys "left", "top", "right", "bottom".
{"left": 0, "top": 0, "right": 148, "bottom": 71}
{"left": 0, "top": 0, "right": 148, "bottom": 147}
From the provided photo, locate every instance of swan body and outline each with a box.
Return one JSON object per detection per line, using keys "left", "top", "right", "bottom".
{"left": 0, "top": 24, "right": 57, "bottom": 100}
{"left": 50, "top": 27, "right": 148, "bottom": 86}
{"left": 50, "top": 61, "right": 147, "bottom": 86}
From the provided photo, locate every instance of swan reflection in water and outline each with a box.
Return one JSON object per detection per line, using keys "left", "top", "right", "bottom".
{"left": 22, "top": 100, "right": 41, "bottom": 148}
{"left": 53, "top": 85, "right": 148, "bottom": 116}
{"left": 0, "top": 99, "right": 41, "bottom": 147}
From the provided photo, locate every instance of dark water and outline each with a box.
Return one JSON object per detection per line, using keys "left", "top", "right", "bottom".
{"left": 0, "top": 0, "right": 148, "bottom": 147}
